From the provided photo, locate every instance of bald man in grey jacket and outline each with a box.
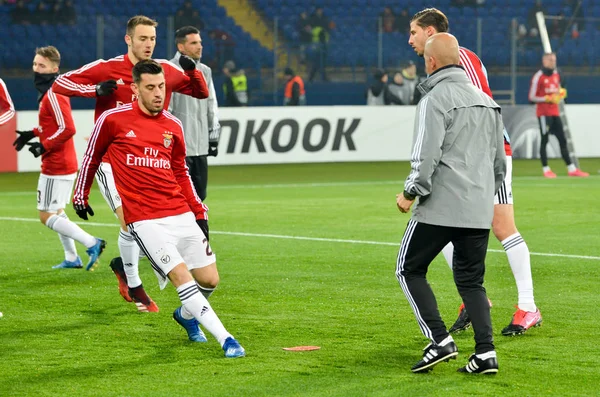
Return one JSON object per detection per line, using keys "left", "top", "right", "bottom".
{"left": 170, "top": 26, "right": 220, "bottom": 201}
{"left": 395, "top": 33, "right": 506, "bottom": 375}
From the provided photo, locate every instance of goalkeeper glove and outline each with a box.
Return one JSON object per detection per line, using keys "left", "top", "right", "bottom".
{"left": 179, "top": 55, "right": 196, "bottom": 71}
{"left": 73, "top": 202, "right": 95, "bottom": 221}
{"left": 196, "top": 219, "right": 209, "bottom": 241}
{"left": 25, "top": 142, "right": 46, "bottom": 158}
{"left": 96, "top": 80, "right": 118, "bottom": 96}
{"left": 559, "top": 87, "right": 567, "bottom": 99}
{"left": 13, "top": 130, "right": 35, "bottom": 151}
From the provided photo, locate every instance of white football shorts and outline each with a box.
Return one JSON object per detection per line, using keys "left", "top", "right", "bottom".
{"left": 37, "top": 173, "right": 77, "bottom": 212}
{"left": 95, "top": 162, "right": 122, "bottom": 213}
{"left": 494, "top": 155, "right": 513, "bottom": 205}
{"left": 128, "top": 212, "right": 214, "bottom": 289}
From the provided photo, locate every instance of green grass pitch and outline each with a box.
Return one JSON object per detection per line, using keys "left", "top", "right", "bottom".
{"left": 1, "top": 159, "right": 599, "bottom": 396}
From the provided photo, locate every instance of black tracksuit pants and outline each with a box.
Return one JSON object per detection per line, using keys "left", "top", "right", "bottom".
{"left": 395, "top": 219, "right": 494, "bottom": 354}
{"left": 538, "top": 115, "right": 572, "bottom": 167}
{"left": 186, "top": 155, "right": 208, "bottom": 201}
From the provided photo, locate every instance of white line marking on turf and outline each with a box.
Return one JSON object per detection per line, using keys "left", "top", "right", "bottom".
{"left": 1, "top": 175, "right": 596, "bottom": 196}
{"left": 1, "top": 216, "right": 599, "bottom": 261}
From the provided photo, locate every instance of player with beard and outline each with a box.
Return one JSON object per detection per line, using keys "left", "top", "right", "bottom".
{"left": 53, "top": 15, "right": 209, "bottom": 313}
{"left": 73, "top": 60, "right": 245, "bottom": 358}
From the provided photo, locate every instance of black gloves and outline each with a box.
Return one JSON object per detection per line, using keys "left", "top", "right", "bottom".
{"left": 25, "top": 142, "right": 46, "bottom": 158}
{"left": 196, "top": 219, "right": 209, "bottom": 241}
{"left": 96, "top": 80, "right": 118, "bottom": 96}
{"left": 208, "top": 141, "right": 218, "bottom": 157}
{"left": 13, "top": 130, "right": 35, "bottom": 151}
{"left": 179, "top": 55, "right": 196, "bottom": 71}
{"left": 74, "top": 202, "right": 95, "bottom": 220}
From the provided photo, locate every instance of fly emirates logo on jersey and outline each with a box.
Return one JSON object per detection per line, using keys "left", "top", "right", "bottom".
{"left": 127, "top": 131, "right": 173, "bottom": 170}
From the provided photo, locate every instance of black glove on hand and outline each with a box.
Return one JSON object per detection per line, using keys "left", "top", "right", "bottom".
{"left": 13, "top": 130, "right": 35, "bottom": 151}
{"left": 196, "top": 219, "right": 209, "bottom": 241}
{"left": 208, "top": 142, "right": 218, "bottom": 157}
{"left": 73, "top": 202, "right": 95, "bottom": 221}
{"left": 96, "top": 80, "right": 118, "bottom": 96}
{"left": 179, "top": 55, "right": 196, "bottom": 71}
{"left": 26, "top": 142, "right": 46, "bottom": 158}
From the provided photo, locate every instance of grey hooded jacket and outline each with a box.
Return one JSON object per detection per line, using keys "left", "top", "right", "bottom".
{"left": 169, "top": 52, "right": 220, "bottom": 156}
{"left": 405, "top": 65, "right": 506, "bottom": 229}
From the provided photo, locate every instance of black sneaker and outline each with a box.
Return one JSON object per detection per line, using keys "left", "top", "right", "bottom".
{"left": 458, "top": 353, "right": 499, "bottom": 374}
{"left": 449, "top": 303, "right": 471, "bottom": 333}
{"left": 411, "top": 337, "right": 459, "bottom": 373}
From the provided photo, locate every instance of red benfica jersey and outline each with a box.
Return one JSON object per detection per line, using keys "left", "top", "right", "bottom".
{"left": 0, "top": 78, "right": 15, "bottom": 125}
{"left": 529, "top": 70, "right": 561, "bottom": 117}
{"left": 73, "top": 102, "right": 208, "bottom": 224}
{"left": 35, "top": 88, "right": 78, "bottom": 176}
{"left": 459, "top": 47, "right": 512, "bottom": 156}
{"left": 53, "top": 54, "right": 208, "bottom": 121}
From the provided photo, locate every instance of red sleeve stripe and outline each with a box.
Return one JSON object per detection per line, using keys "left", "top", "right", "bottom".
{"left": 0, "top": 79, "right": 15, "bottom": 125}
{"left": 73, "top": 104, "right": 132, "bottom": 202}
{"left": 46, "top": 89, "right": 66, "bottom": 141}
{"left": 459, "top": 49, "right": 482, "bottom": 89}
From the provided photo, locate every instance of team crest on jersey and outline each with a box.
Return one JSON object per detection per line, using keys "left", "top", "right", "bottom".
{"left": 162, "top": 132, "right": 173, "bottom": 148}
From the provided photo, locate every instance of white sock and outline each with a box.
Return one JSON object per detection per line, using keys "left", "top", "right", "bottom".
{"left": 57, "top": 212, "right": 78, "bottom": 261}
{"left": 543, "top": 166, "right": 551, "bottom": 173}
{"left": 476, "top": 350, "right": 497, "bottom": 360}
{"left": 45, "top": 214, "right": 96, "bottom": 248}
{"left": 118, "top": 230, "right": 142, "bottom": 288}
{"left": 176, "top": 280, "right": 232, "bottom": 346}
{"left": 567, "top": 163, "right": 577, "bottom": 172}
{"left": 441, "top": 243, "right": 454, "bottom": 270}
{"left": 502, "top": 233, "right": 536, "bottom": 312}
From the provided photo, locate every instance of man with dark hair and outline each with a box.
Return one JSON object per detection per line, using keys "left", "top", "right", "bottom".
{"left": 408, "top": 7, "right": 543, "bottom": 337}
{"left": 222, "top": 60, "right": 248, "bottom": 107}
{"left": 170, "top": 26, "right": 220, "bottom": 202}
{"left": 73, "top": 59, "right": 245, "bottom": 358}
{"left": 12, "top": 46, "right": 105, "bottom": 271}
{"left": 53, "top": 15, "right": 209, "bottom": 313}
{"left": 169, "top": 26, "right": 221, "bottom": 324}
{"left": 529, "top": 52, "right": 588, "bottom": 178}
{"left": 283, "top": 67, "right": 306, "bottom": 106}
{"left": 396, "top": 33, "right": 505, "bottom": 374}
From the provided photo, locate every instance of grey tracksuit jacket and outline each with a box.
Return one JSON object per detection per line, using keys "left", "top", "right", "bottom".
{"left": 405, "top": 65, "right": 506, "bottom": 229}
{"left": 169, "top": 52, "right": 220, "bottom": 157}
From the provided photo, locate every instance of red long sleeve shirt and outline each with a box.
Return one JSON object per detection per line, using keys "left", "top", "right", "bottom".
{"left": 0, "top": 78, "right": 15, "bottom": 125}
{"left": 529, "top": 69, "right": 561, "bottom": 117}
{"left": 35, "top": 88, "right": 78, "bottom": 176}
{"left": 53, "top": 53, "right": 209, "bottom": 121}
{"left": 459, "top": 47, "right": 512, "bottom": 156}
{"left": 73, "top": 102, "right": 208, "bottom": 225}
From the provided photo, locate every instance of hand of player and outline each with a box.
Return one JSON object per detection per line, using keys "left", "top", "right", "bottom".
{"left": 208, "top": 141, "right": 218, "bottom": 157}
{"left": 13, "top": 130, "right": 35, "bottom": 151}
{"left": 25, "top": 142, "right": 46, "bottom": 158}
{"left": 96, "top": 80, "right": 118, "bottom": 96}
{"left": 179, "top": 55, "right": 196, "bottom": 71}
{"left": 196, "top": 219, "right": 209, "bottom": 241}
{"left": 396, "top": 193, "right": 415, "bottom": 213}
{"left": 73, "top": 202, "right": 95, "bottom": 220}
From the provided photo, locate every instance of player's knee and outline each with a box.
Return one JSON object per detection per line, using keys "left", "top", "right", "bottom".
{"left": 492, "top": 215, "right": 517, "bottom": 241}
{"left": 39, "top": 211, "right": 52, "bottom": 225}
{"left": 199, "top": 274, "right": 219, "bottom": 289}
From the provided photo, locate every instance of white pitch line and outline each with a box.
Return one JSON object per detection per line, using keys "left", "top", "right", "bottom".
{"left": 1, "top": 216, "right": 598, "bottom": 261}
{"left": 1, "top": 175, "right": 596, "bottom": 196}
